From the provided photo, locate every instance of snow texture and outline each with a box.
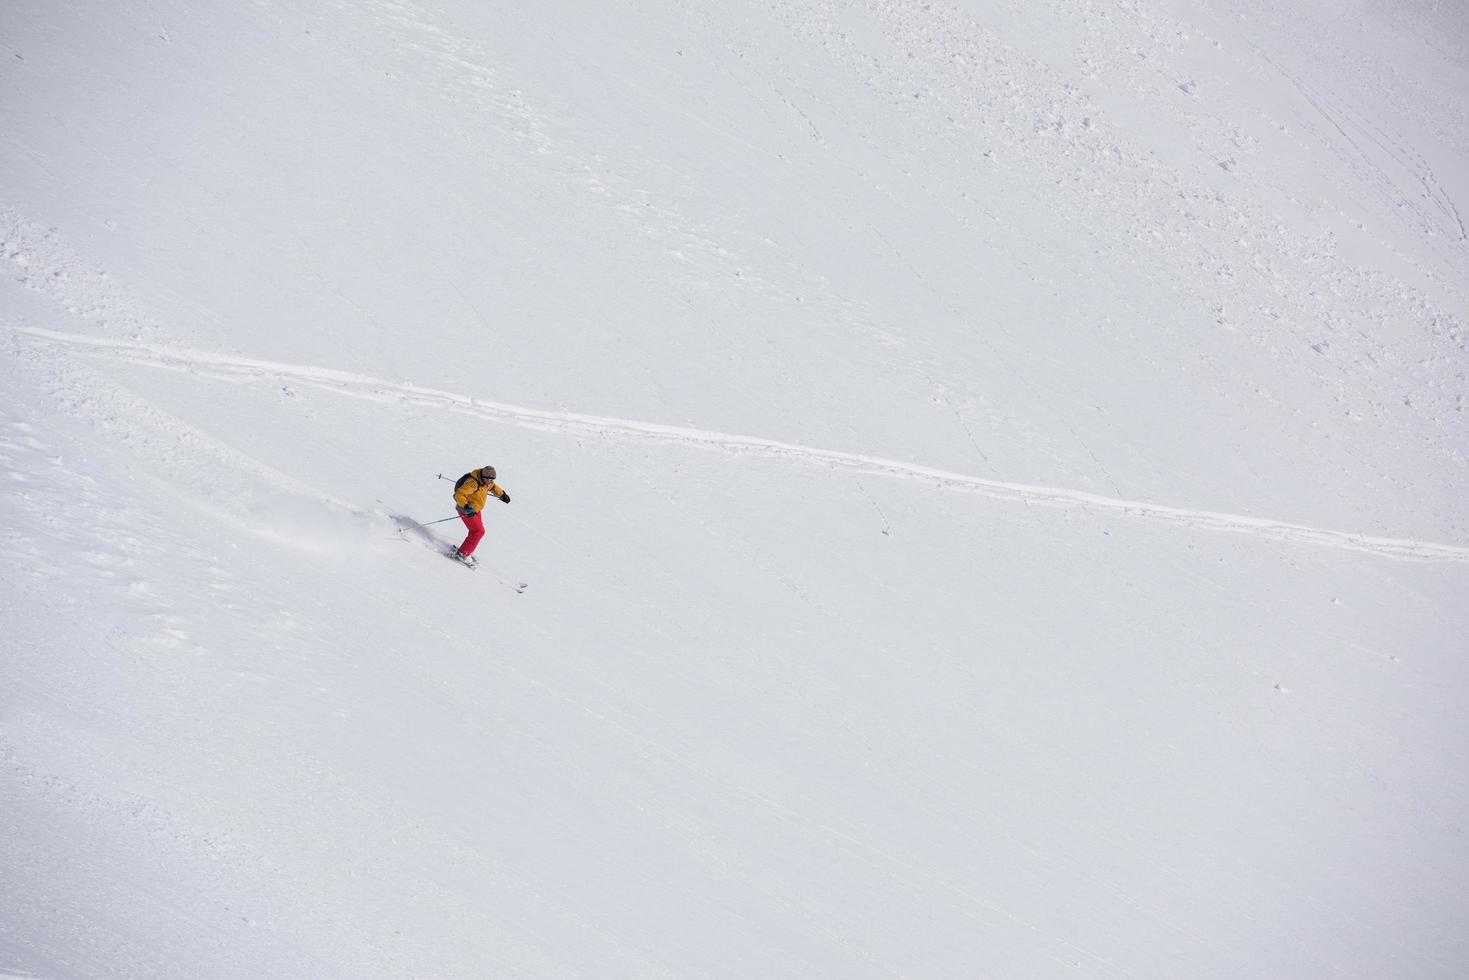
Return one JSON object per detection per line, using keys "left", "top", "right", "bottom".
{"left": 2, "top": 1, "right": 1467, "bottom": 977}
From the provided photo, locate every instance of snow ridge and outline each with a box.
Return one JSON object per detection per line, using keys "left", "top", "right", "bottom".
{"left": 14, "top": 325, "right": 1467, "bottom": 563}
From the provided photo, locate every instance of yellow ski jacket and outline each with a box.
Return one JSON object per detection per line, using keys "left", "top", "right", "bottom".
{"left": 453, "top": 471, "right": 508, "bottom": 513}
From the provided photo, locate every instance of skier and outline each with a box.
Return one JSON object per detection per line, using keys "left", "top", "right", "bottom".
{"left": 450, "top": 465, "right": 510, "bottom": 565}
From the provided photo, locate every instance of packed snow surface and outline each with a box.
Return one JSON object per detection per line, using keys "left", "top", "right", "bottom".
{"left": 3, "top": 1, "right": 1467, "bottom": 977}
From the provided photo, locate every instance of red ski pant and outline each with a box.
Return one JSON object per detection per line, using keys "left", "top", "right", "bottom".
{"left": 458, "top": 511, "right": 485, "bottom": 556}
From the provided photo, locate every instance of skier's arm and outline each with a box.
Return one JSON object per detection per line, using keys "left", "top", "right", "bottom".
{"left": 490, "top": 481, "right": 510, "bottom": 503}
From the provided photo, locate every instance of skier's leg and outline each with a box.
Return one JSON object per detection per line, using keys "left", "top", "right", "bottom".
{"left": 459, "top": 512, "right": 486, "bottom": 556}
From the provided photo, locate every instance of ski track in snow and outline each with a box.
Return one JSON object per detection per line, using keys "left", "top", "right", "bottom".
{"left": 13, "top": 325, "right": 1469, "bottom": 564}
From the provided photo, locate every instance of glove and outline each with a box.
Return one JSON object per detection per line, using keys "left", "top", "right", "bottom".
{"left": 499, "top": 492, "right": 511, "bottom": 504}
{"left": 458, "top": 506, "right": 477, "bottom": 517}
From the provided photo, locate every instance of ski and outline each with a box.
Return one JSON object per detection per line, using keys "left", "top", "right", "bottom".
{"left": 447, "top": 547, "right": 527, "bottom": 593}
{"left": 389, "top": 511, "right": 527, "bottom": 592}
{"left": 485, "top": 568, "right": 530, "bottom": 594}
{"left": 445, "top": 548, "right": 479, "bottom": 570}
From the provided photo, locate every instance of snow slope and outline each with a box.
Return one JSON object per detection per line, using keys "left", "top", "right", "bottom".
{"left": 3, "top": 1, "right": 1467, "bottom": 977}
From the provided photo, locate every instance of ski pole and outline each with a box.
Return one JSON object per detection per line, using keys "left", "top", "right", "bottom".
{"left": 420, "top": 515, "right": 462, "bottom": 527}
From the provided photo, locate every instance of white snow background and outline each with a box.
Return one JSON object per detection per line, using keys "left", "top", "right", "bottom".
{"left": 2, "top": 1, "right": 1467, "bottom": 977}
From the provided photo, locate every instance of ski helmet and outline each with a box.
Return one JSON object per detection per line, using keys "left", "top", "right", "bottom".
{"left": 480, "top": 465, "right": 497, "bottom": 481}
